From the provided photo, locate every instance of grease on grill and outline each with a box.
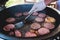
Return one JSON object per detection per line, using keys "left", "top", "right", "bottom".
{"left": 3, "top": 12, "right": 56, "bottom": 38}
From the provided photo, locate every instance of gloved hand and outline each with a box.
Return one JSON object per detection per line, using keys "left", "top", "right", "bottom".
{"left": 0, "top": 0, "right": 8, "bottom": 5}
{"left": 29, "top": 0, "right": 46, "bottom": 13}
{"left": 0, "top": 0, "right": 8, "bottom": 11}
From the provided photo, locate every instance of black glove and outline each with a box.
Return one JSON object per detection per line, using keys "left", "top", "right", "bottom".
{"left": 0, "top": 0, "right": 8, "bottom": 11}
{"left": 0, "top": 0, "right": 8, "bottom": 5}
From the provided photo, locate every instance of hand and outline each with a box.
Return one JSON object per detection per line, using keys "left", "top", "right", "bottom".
{"left": 0, "top": 0, "right": 8, "bottom": 5}
{"left": 29, "top": 0, "right": 46, "bottom": 13}
{"left": 45, "top": 0, "right": 53, "bottom": 5}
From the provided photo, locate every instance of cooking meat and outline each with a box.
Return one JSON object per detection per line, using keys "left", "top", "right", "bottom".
{"left": 15, "top": 30, "right": 22, "bottom": 37}
{"left": 9, "top": 31, "right": 14, "bottom": 36}
{"left": 6, "top": 18, "right": 16, "bottom": 23}
{"left": 43, "top": 23, "right": 55, "bottom": 29}
{"left": 15, "top": 13, "right": 22, "bottom": 17}
{"left": 32, "top": 12, "right": 38, "bottom": 16}
{"left": 23, "top": 12, "right": 29, "bottom": 16}
{"left": 30, "top": 29, "right": 36, "bottom": 33}
{"left": 35, "top": 17, "right": 44, "bottom": 22}
{"left": 45, "top": 16, "right": 56, "bottom": 23}
{"left": 35, "top": 31, "right": 39, "bottom": 35}
{"left": 38, "top": 13, "right": 46, "bottom": 18}
{"left": 25, "top": 32, "right": 37, "bottom": 37}
{"left": 30, "top": 29, "right": 39, "bottom": 35}
{"left": 38, "top": 28, "right": 50, "bottom": 35}
{"left": 3, "top": 24, "right": 15, "bottom": 31}
{"left": 31, "top": 23, "right": 41, "bottom": 30}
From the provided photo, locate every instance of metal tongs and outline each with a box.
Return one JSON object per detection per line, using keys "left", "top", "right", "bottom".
{"left": 15, "top": 0, "right": 46, "bottom": 29}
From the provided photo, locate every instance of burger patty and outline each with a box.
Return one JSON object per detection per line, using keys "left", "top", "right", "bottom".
{"left": 38, "top": 28, "right": 50, "bottom": 35}
{"left": 38, "top": 13, "right": 46, "bottom": 18}
{"left": 31, "top": 23, "right": 41, "bottom": 30}
{"left": 6, "top": 18, "right": 16, "bottom": 23}
{"left": 25, "top": 31, "right": 37, "bottom": 37}
{"left": 43, "top": 23, "right": 55, "bottom": 29}
{"left": 35, "top": 17, "right": 44, "bottom": 22}
{"left": 3, "top": 24, "right": 15, "bottom": 31}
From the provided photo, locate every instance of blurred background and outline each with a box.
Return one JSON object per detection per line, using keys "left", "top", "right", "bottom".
{"left": 5, "top": 0, "right": 56, "bottom": 8}
{"left": 0, "top": 0, "right": 59, "bottom": 40}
